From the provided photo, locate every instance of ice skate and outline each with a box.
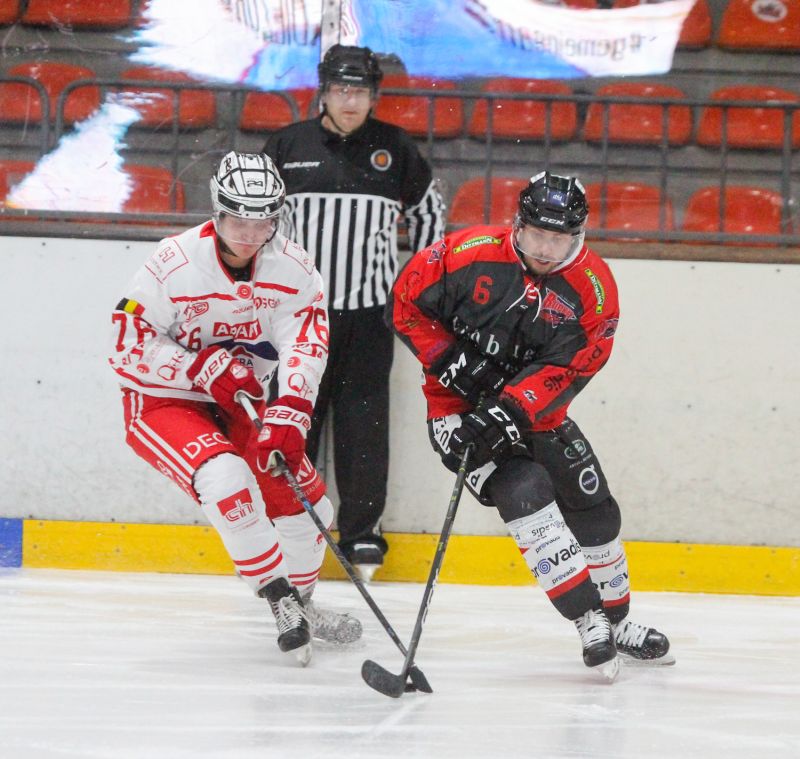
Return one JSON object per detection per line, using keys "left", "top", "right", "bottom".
{"left": 301, "top": 594, "right": 363, "bottom": 644}
{"left": 575, "top": 607, "right": 619, "bottom": 681}
{"left": 613, "top": 618, "right": 674, "bottom": 665}
{"left": 344, "top": 542, "right": 384, "bottom": 583}
{"left": 258, "top": 577, "right": 312, "bottom": 666}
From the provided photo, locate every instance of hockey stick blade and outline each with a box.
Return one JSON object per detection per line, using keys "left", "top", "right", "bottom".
{"left": 361, "top": 661, "right": 432, "bottom": 698}
{"left": 407, "top": 665, "right": 432, "bottom": 693}
{"left": 362, "top": 659, "right": 411, "bottom": 698}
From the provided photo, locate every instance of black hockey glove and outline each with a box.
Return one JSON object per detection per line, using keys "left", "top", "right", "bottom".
{"left": 450, "top": 399, "right": 523, "bottom": 471}
{"left": 430, "top": 341, "right": 508, "bottom": 405}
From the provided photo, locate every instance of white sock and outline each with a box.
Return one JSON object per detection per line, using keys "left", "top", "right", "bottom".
{"left": 272, "top": 495, "right": 333, "bottom": 596}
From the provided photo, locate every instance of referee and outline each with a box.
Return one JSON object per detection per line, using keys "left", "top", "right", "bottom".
{"left": 263, "top": 45, "right": 445, "bottom": 579}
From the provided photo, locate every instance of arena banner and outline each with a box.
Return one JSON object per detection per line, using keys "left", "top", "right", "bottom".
{"left": 132, "top": 0, "right": 695, "bottom": 88}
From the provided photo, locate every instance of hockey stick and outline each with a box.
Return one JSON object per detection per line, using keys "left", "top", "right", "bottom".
{"left": 236, "top": 392, "right": 431, "bottom": 693}
{"left": 361, "top": 444, "right": 472, "bottom": 698}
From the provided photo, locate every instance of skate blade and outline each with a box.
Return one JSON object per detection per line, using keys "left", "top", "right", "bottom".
{"left": 354, "top": 563, "right": 381, "bottom": 583}
{"left": 592, "top": 656, "right": 620, "bottom": 682}
{"left": 619, "top": 652, "right": 676, "bottom": 667}
{"left": 293, "top": 643, "right": 312, "bottom": 667}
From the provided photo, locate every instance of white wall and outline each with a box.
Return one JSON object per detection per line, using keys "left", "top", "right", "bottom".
{"left": 1, "top": 236, "right": 797, "bottom": 545}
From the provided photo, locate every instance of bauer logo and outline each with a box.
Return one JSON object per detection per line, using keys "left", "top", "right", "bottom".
{"left": 217, "top": 489, "right": 255, "bottom": 523}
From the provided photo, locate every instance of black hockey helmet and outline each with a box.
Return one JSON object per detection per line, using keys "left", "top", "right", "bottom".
{"left": 318, "top": 44, "right": 383, "bottom": 91}
{"left": 517, "top": 171, "right": 589, "bottom": 235}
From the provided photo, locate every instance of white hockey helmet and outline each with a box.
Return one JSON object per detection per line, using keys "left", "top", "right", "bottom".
{"left": 210, "top": 151, "right": 285, "bottom": 220}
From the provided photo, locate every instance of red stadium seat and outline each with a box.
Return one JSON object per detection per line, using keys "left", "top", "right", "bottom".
{"left": 585, "top": 183, "right": 674, "bottom": 239}
{"left": 682, "top": 186, "right": 788, "bottom": 242}
{"left": 0, "top": 61, "right": 100, "bottom": 124}
{"left": 0, "top": 160, "right": 35, "bottom": 206}
{"left": 375, "top": 75, "right": 463, "bottom": 138}
{"left": 120, "top": 67, "right": 216, "bottom": 129}
{"left": 22, "top": 0, "right": 132, "bottom": 29}
{"left": 696, "top": 85, "right": 800, "bottom": 149}
{"left": 449, "top": 177, "right": 527, "bottom": 226}
{"left": 240, "top": 88, "right": 316, "bottom": 132}
{"left": 468, "top": 78, "right": 577, "bottom": 141}
{"left": 123, "top": 164, "right": 185, "bottom": 214}
{"left": 717, "top": 0, "right": 800, "bottom": 51}
{"left": 584, "top": 83, "right": 692, "bottom": 145}
{"left": 678, "top": 0, "right": 712, "bottom": 49}
{"left": 0, "top": 0, "right": 20, "bottom": 25}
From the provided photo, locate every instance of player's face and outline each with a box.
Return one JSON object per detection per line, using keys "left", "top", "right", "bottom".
{"left": 322, "top": 83, "right": 375, "bottom": 135}
{"left": 214, "top": 214, "right": 278, "bottom": 259}
{"left": 514, "top": 224, "right": 580, "bottom": 275}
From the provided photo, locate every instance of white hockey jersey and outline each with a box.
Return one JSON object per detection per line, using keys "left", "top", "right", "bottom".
{"left": 109, "top": 221, "right": 328, "bottom": 404}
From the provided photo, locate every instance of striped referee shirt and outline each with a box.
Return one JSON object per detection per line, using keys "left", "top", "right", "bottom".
{"left": 264, "top": 116, "right": 445, "bottom": 311}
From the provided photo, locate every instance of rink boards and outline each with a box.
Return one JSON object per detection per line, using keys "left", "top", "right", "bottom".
{"left": 1, "top": 517, "right": 798, "bottom": 595}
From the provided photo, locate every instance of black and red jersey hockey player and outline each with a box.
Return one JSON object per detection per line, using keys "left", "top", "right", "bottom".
{"left": 388, "top": 171, "right": 673, "bottom": 678}
{"left": 109, "top": 152, "right": 361, "bottom": 665}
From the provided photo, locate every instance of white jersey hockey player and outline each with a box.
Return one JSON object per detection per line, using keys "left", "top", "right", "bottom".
{"left": 109, "top": 151, "right": 361, "bottom": 664}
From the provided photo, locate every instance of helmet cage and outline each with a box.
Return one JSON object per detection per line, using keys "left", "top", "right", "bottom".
{"left": 517, "top": 171, "right": 589, "bottom": 235}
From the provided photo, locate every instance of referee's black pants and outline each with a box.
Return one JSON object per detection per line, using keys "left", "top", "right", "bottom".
{"left": 306, "top": 306, "right": 392, "bottom": 556}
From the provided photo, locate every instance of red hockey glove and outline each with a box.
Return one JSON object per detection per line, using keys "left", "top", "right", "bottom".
{"left": 187, "top": 346, "right": 262, "bottom": 414}
{"left": 429, "top": 341, "right": 509, "bottom": 405}
{"left": 256, "top": 395, "right": 313, "bottom": 475}
{"left": 450, "top": 399, "right": 523, "bottom": 471}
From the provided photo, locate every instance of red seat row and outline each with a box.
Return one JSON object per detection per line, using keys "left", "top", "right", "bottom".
{"left": 371, "top": 78, "right": 800, "bottom": 149}
{"left": 0, "top": 62, "right": 216, "bottom": 127}
{"left": 0, "top": 160, "right": 185, "bottom": 214}
{"left": 0, "top": 0, "right": 132, "bottom": 29}
{"left": 6, "top": 62, "right": 794, "bottom": 150}
{"left": 449, "top": 178, "right": 792, "bottom": 243}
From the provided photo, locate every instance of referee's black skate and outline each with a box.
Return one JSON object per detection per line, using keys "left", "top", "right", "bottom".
{"left": 613, "top": 618, "right": 675, "bottom": 665}
{"left": 344, "top": 541, "right": 384, "bottom": 583}
{"left": 574, "top": 607, "right": 619, "bottom": 681}
{"left": 259, "top": 577, "right": 312, "bottom": 665}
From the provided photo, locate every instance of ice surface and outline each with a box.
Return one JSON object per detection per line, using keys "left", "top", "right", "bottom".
{"left": 1, "top": 569, "right": 798, "bottom": 758}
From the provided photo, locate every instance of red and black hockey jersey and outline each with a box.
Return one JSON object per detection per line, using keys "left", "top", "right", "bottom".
{"left": 387, "top": 225, "right": 620, "bottom": 431}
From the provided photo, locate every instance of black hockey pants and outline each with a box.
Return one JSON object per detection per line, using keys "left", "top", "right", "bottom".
{"left": 306, "top": 306, "right": 392, "bottom": 555}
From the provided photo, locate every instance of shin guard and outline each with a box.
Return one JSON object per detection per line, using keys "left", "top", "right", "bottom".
{"left": 195, "top": 453, "right": 289, "bottom": 593}
{"left": 582, "top": 536, "right": 630, "bottom": 624}
{"left": 506, "top": 502, "right": 601, "bottom": 620}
